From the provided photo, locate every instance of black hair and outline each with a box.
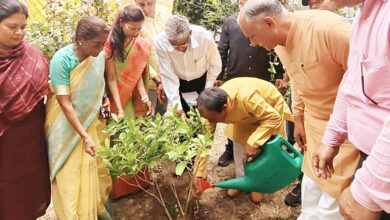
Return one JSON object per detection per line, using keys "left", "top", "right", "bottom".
{"left": 197, "top": 87, "right": 228, "bottom": 112}
{"left": 74, "top": 16, "right": 109, "bottom": 42}
{"left": 0, "top": 0, "right": 28, "bottom": 23}
{"left": 109, "top": 5, "right": 145, "bottom": 61}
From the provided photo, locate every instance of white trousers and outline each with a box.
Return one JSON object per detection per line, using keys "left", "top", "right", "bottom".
{"left": 233, "top": 142, "right": 245, "bottom": 177}
{"left": 298, "top": 174, "right": 343, "bottom": 220}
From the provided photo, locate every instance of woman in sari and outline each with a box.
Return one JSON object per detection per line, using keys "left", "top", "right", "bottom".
{"left": 105, "top": 5, "right": 163, "bottom": 118}
{"left": 0, "top": 1, "right": 50, "bottom": 219}
{"left": 45, "top": 16, "right": 112, "bottom": 219}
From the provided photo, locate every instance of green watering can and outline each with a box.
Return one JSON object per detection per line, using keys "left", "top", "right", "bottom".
{"left": 201, "top": 135, "right": 303, "bottom": 193}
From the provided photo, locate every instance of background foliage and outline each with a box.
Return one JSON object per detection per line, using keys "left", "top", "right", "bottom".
{"left": 26, "top": 0, "right": 119, "bottom": 60}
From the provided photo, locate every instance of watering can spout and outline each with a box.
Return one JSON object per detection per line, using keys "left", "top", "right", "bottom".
{"left": 214, "top": 176, "right": 251, "bottom": 191}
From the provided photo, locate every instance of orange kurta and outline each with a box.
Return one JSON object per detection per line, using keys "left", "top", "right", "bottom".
{"left": 275, "top": 10, "right": 360, "bottom": 199}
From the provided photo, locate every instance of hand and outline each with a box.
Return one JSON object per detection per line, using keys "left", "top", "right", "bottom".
{"left": 213, "top": 80, "right": 223, "bottom": 87}
{"left": 144, "top": 99, "right": 154, "bottom": 115}
{"left": 82, "top": 135, "right": 97, "bottom": 157}
{"left": 244, "top": 144, "right": 260, "bottom": 164}
{"left": 294, "top": 116, "right": 307, "bottom": 150}
{"left": 101, "top": 97, "right": 111, "bottom": 119}
{"left": 156, "top": 83, "right": 166, "bottom": 105}
{"left": 191, "top": 177, "right": 203, "bottom": 199}
{"left": 275, "top": 79, "right": 288, "bottom": 92}
{"left": 117, "top": 111, "right": 125, "bottom": 119}
{"left": 312, "top": 144, "right": 339, "bottom": 179}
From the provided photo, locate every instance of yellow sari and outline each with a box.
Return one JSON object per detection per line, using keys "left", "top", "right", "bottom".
{"left": 45, "top": 52, "right": 112, "bottom": 219}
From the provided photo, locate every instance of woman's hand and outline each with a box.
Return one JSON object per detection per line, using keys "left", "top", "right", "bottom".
{"left": 143, "top": 97, "right": 154, "bottom": 115}
{"left": 82, "top": 135, "right": 97, "bottom": 157}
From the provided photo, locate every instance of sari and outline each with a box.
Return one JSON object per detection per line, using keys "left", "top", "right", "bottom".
{"left": 45, "top": 51, "right": 112, "bottom": 219}
{"left": 0, "top": 40, "right": 50, "bottom": 220}
{"left": 105, "top": 36, "right": 152, "bottom": 118}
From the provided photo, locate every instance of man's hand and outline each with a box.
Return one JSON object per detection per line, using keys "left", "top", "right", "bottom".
{"left": 213, "top": 80, "right": 223, "bottom": 87}
{"left": 244, "top": 144, "right": 260, "bottom": 163}
{"left": 156, "top": 83, "right": 166, "bottom": 105}
{"left": 275, "top": 79, "right": 288, "bottom": 92}
{"left": 294, "top": 116, "right": 307, "bottom": 150}
{"left": 191, "top": 177, "right": 203, "bottom": 199}
{"left": 312, "top": 144, "right": 339, "bottom": 179}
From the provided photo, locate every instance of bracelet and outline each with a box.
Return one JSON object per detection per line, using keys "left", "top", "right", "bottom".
{"left": 141, "top": 95, "right": 149, "bottom": 102}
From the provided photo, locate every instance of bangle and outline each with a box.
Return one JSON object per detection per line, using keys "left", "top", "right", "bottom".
{"left": 141, "top": 95, "right": 149, "bottom": 102}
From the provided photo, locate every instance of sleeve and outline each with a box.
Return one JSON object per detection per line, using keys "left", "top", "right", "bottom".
{"left": 245, "top": 91, "right": 282, "bottom": 147}
{"left": 155, "top": 41, "right": 183, "bottom": 110}
{"left": 290, "top": 80, "right": 305, "bottom": 117}
{"left": 50, "top": 51, "right": 71, "bottom": 95}
{"left": 350, "top": 114, "right": 390, "bottom": 212}
{"left": 327, "top": 22, "right": 351, "bottom": 72}
{"left": 205, "top": 35, "right": 222, "bottom": 88}
{"left": 194, "top": 119, "right": 216, "bottom": 178}
{"left": 217, "top": 18, "right": 230, "bottom": 80}
{"left": 322, "top": 75, "right": 349, "bottom": 147}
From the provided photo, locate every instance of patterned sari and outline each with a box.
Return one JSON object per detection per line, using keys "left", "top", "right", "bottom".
{"left": 45, "top": 52, "right": 112, "bottom": 219}
{"left": 105, "top": 36, "right": 152, "bottom": 118}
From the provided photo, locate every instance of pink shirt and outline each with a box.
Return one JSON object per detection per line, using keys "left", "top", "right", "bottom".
{"left": 322, "top": 0, "right": 390, "bottom": 212}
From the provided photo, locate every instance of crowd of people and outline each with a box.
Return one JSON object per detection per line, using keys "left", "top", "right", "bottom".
{"left": 1, "top": 0, "right": 389, "bottom": 219}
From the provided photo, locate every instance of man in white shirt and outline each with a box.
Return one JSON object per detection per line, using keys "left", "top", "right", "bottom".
{"left": 155, "top": 15, "right": 222, "bottom": 113}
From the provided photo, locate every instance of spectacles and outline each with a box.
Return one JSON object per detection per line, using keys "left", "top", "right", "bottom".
{"left": 124, "top": 23, "right": 142, "bottom": 32}
{"left": 360, "top": 61, "right": 378, "bottom": 105}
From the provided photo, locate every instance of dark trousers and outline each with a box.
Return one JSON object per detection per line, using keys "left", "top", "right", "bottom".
{"left": 179, "top": 72, "right": 207, "bottom": 114}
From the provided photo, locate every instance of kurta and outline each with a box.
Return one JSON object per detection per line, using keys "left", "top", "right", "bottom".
{"left": 141, "top": 5, "right": 171, "bottom": 89}
{"left": 274, "top": 10, "right": 361, "bottom": 199}
{"left": 195, "top": 77, "right": 293, "bottom": 177}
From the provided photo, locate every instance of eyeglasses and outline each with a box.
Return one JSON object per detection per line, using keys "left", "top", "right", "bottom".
{"left": 360, "top": 61, "right": 378, "bottom": 105}
{"left": 124, "top": 23, "right": 142, "bottom": 32}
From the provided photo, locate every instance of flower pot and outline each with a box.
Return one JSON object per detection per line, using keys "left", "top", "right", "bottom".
{"left": 111, "top": 168, "right": 151, "bottom": 200}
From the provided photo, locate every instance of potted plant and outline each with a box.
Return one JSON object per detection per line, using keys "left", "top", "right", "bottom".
{"left": 98, "top": 107, "right": 213, "bottom": 219}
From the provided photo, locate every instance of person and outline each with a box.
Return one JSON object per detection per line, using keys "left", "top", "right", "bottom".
{"left": 312, "top": 0, "right": 390, "bottom": 219}
{"left": 0, "top": 1, "right": 50, "bottom": 219}
{"left": 238, "top": 0, "right": 361, "bottom": 219}
{"left": 135, "top": 0, "right": 171, "bottom": 115}
{"left": 45, "top": 16, "right": 112, "bottom": 219}
{"left": 155, "top": 15, "right": 222, "bottom": 114}
{"left": 192, "top": 77, "right": 294, "bottom": 204}
{"left": 302, "top": 0, "right": 337, "bottom": 11}
{"left": 105, "top": 5, "right": 154, "bottom": 119}
{"left": 284, "top": 0, "right": 338, "bottom": 207}
{"left": 216, "top": 0, "right": 286, "bottom": 167}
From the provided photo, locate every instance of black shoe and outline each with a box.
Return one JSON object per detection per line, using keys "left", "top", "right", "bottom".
{"left": 284, "top": 181, "right": 301, "bottom": 207}
{"left": 218, "top": 150, "right": 233, "bottom": 167}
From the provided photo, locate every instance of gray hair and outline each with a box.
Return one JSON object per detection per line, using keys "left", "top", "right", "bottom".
{"left": 241, "top": 0, "right": 286, "bottom": 20}
{"left": 164, "top": 15, "right": 191, "bottom": 41}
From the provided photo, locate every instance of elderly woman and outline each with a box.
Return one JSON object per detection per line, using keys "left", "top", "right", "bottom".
{"left": 0, "top": 1, "right": 51, "bottom": 219}
{"left": 45, "top": 16, "right": 112, "bottom": 219}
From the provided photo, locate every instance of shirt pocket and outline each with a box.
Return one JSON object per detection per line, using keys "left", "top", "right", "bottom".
{"left": 301, "top": 60, "right": 343, "bottom": 92}
{"left": 361, "top": 55, "right": 390, "bottom": 106}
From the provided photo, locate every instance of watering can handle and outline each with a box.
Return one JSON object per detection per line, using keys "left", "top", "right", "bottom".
{"left": 280, "top": 137, "right": 301, "bottom": 159}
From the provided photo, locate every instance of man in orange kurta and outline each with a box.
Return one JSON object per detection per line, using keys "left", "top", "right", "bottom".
{"left": 238, "top": 0, "right": 360, "bottom": 219}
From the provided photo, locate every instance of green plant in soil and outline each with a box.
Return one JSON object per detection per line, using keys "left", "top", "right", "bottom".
{"left": 98, "top": 107, "right": 213, "bottom": 220}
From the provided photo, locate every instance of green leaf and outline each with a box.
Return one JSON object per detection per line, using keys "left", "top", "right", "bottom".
{"left": 200, "top": 148, "right": 212, "bottom": 157}
{"left": 175, "top": 161, "right": 187, "bottom": 176}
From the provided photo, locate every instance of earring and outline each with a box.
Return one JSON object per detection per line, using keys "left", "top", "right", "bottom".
{"left": 78, "top": 42, "right": 82, "bottom": 46}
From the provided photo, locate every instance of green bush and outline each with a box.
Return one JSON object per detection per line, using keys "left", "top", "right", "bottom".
{"left": 26, "top": 0, "right": 118, "bottom": 60}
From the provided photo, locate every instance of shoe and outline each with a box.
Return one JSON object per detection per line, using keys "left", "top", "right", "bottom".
{"left": 284, "top": 181, "right": 301, "bottom": 207}
{"left": 218, "top": 150, "right": 234, "bottom": 167}
{"left": 227, "top": 188, "right": 241, "bottom": 198}
{"left": 250, "top": 192, "right": 264, "bottom": 204}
